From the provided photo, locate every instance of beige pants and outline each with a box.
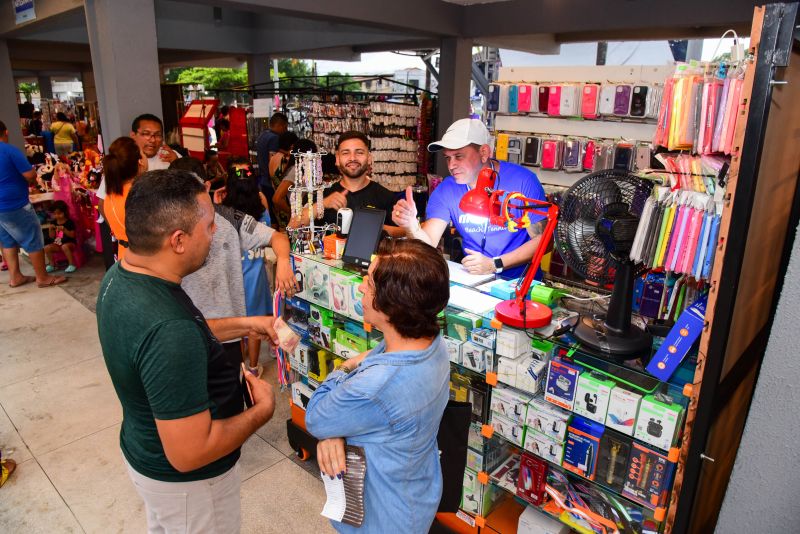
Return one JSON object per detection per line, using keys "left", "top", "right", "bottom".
{"left": 125, "top": 458, "right": 241, "bottom": 534}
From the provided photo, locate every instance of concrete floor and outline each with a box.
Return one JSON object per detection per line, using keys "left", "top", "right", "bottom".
{"left": 0, "top": 255, "right": 334, "bottom": 534}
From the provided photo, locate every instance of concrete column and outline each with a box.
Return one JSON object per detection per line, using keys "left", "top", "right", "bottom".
{"left": 435, "top": 37, "right": 473, "bottom": 176}
{"left": 37, "top": 75, "right": 53, "bottom": 100}
{"left": 247, "top": 53, "right": 271, "bottom": 89}
{"left": 84, "top": 0, "right": 162, "bottom": 143}
{"left": 0, "top": 39, "right": 24, "bottom": 150}
{"left": 81, "top": 70, "right": 97, "bottom": 103}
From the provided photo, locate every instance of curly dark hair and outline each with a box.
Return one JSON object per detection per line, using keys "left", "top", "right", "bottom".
{"left": 222, "top": 171, "right": 265, "bottom": 220}
{"left": 369, "top": 239, "right": 449, "bottom": 339}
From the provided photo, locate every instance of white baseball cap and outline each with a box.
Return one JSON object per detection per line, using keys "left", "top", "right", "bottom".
{"left": 428, "top": 118, "right": 491, "bottom": 152}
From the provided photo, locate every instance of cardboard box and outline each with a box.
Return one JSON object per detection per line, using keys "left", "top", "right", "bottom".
{"left": 646, "top": 295, "right": 707, "bottom": 381}
{"left": 516, "top": 356, "right": 548, "bottom": 395}
{"left": 467, "top": 381, "right": 489, "bottom": 423}
{"left": 622, "top": 442, "right": 676, "bottom": 510}
{"left": 634, "top": 395, "right": 684, "bottom": 450}
{"left": 443, "top": 336, "right": 463, "bottom": 365}
{"left": 335, "top": 328, "right": 368, "bottom": 353}
{"left": 497, "top": 356, "right": 518, "bottom": 387}
{"left": 544, "top": 359, "right": 580, "bottom": 410}
{"left": 489, "top": 386, "right": 532, "bottom": 424}
{"left": 463, "top": 468, "right": 480, "bottom": 493}
{"left": 467, "top": 423, "right": 483, "bottom": 451}
{"left": 309, "top": 323, "right": 336, "bottom": 350}
{"left": 489, "top": 453, "right": 521, "bottom": 494}
{"left": 307, "top": 349, "right": 334, "bottom": 384}
{"left": 291, "top": 381, "right": 315, "bottom": 410}
{"left": 517, "top": 453, "right": 548, "bottom": 506}
{"left": 573, "top": 372, "right": 615, "bottom": 424}
{"left": 470, "top": 327, "right": 497, "bottom": 350}
{"left": 526, "top": 396, "right": 571, "bottom": 441}
{"left": 328, "top": 268, "right": 352, "bottom": 315}
{"left": 563, "top": 415, "right": 605, "bottom": 480}
{"left": 492, "top": 412, "right": 525, "bottom": 447}
{"left": 290, "top": 341, "right": 311, "bottom": 376}
{"left": 466, "top": 448, "right": 485, "bottom": 472}
{"left": 605, "top": 387, "right": 642, "bottom": 436}
{"left": 462, "top": 482, "right": 503, "bottom": 517}
{"left": 461, "top": 341, "right": 489, "bottom": 373}
{"left": 347, "top": 277, "right": 364, "bottom": 321}
{"left": 530, "top": 339, "right": 554, "bottom": 362}
{"left": 518, "top": 505, "right": 570, "bottom": 534}
{"left": 523, "top": 430, "right": 564, "bottom": 464}
{"left": 446, "top": 311, "right": 482, "bottom": 341}
{"left": 595, "top": 429, "right": 632, "bottom": 492}
{"left": 303, "top": 260, "right": 331, "bottom": 308}
{"left": 496, "top": 327, "right": 532, "bottom": 358}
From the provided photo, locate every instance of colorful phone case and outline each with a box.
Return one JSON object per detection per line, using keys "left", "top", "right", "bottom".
{"left": 582, "top": 84, "right": 600, "bottom": 119}
{"left": 635, "top": 145, "right": 652, "bottom": 170}
{"left": 630, "top": 85, "right": 649, "bottom": 117}
{"left": 614, "top": 85, "right": 632, "bottom": 116}
{"left": 563, "top": 138, "right": 582, "bottom": 171}
{"left": 613, "top": 144, "right": 634, "bottom": 170}
{"left": 508, "top": 85, "right": 519, "bottom": 113}
{"left": 487, "top": 84, "right": 500, "bottom": 112}
{"left": 598, "top": 84, "right": 617, "bottom": 115}
{"left": 540, "top": 140, "right": 561, "bottom": 170}
{"left": 517, "top": 84, "right": 532, "bottom": 112}
{"left": 507, "top": 136, "right": 523, "bottom": 164}
{"left": 582, "top": 140, "right": 596, "bottom": 171}
{"left": 559, "top": 85, "right": 578, "bottom": 117}
{"left": 538, "top": 86, "right": 550, "bottom": 113}
{"left": 524, "top": 136, "right": 542, "bottom": 166}
{"left": 547, "top": 86, "right": 562, "bottom": 116}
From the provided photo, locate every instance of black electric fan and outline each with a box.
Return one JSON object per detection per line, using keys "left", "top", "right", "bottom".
{"left": 555, "top": 169, "right": 654, "bottom": 359}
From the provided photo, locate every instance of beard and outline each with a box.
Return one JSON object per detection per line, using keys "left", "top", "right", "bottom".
{"left": 338, "top": 161, "right": 369, "bottom": 179}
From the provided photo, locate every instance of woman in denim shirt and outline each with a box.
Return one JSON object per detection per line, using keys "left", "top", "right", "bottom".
{"left": 305, "top": 239, "right": 451, "bottom": 534}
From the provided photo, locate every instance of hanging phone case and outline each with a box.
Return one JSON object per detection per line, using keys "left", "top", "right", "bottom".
{"left": 582, "top": 139, "right": 596, "bottom": 171}
{"left": 517, "top": 84, "right": 532, "bottom": 112}
{"left": 582, "top": 84, "right": 600, "bottom": 119}
{"left": 524, "top": 136, "right": 542, "bottom": 166}
{"left": 495, "top": 133, "right": 510, "bottom": 161}
{"left": 630, "top": 85, "right": 649, "bottom": 117}
{"left": 508, "top": 85, "right": 519, "bottom": 113}
{"left": 646, "top": 85, "right": 663, "bottom": 119}
{"left": 614, "top": 85, "right": 633, "bottom": 116}
{"left": 547, "top": 86, "right": 562, "bottom": 116}
{"left": 507, "top": 136, "right": 523, "bottom": 164}
{"left": 487, "top": 84, "right": 501, "bottom": 112}
{"left": 559, "top": 85, "right": 578, "bottom": 117}
{"left": 613, "top": 143, "right": 634, "bottom": 171}
{"left": 538, "top": 86, "right": 550, "bottom": 113}
{"left": 635, "top": 145, "right": 652, "bottom": 170}
{"left": 563, "top": 138, "right": 582, "bottom": 172}
{"left": 593, "top": 142, "right": 614, "bottom": 171}
{"left": 598, "top": 84, "right": 617, "bottom": 115}
{"left": 540, "top": 139, "right": 562, "bottom": 170}
{"left": 498, "top": 84, "right": 510, "bottom": 114}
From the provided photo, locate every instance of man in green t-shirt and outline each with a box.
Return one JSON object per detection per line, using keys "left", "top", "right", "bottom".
{"left": 96, "top": 169, "right": 278, "bottom": 533}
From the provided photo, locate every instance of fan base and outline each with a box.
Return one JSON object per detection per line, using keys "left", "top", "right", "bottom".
{"left": 495, "top": 300, "right": 553, "bottom": 329}
{"left": 573, "top": 316, "right": 652, "bottom": 360}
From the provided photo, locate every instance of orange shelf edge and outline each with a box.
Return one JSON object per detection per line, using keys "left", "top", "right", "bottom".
{"left": 486, "top": 372, "right": 498, "bottom": 386}
{"left": 477, "top": 471, "right": 489, "bottom": 485}
{"left": 481, "top": 424, "right": 495, "bottom": 438}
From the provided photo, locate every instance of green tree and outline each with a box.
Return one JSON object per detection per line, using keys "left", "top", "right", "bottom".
{"left": 270, "top": 59, "right": 312, "bottom": 89}
{"left": 173, "top": 67, "right": 248, "bottom": 89}
{"left": 18, "top": 82, "right": 39, "bottom": 100}
{"left": 323, "top": 71, "right": 361, "bottom": 92}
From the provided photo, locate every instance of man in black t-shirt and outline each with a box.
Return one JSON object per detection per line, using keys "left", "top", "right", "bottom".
{"left": 290, "top": 131, "right": 405, "bottom": 237}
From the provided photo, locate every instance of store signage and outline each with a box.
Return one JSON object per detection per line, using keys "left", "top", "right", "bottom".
{"left": 14, "top": 0, "right": 35, "bottom": 24}
{"left": 252, "top": 98, "right": 273, "bottom": 118}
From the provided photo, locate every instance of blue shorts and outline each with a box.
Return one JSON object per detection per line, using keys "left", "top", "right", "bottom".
{"left": 0, "top": 203, "right": 45, "bottom": 252}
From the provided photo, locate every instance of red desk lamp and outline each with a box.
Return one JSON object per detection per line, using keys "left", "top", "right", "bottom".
{"left": 459, "top": 167, "right": 560, "bottom": 329}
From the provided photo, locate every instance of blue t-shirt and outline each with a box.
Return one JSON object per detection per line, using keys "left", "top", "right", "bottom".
{"left": 426, "top": 161, "right": 545, "bottom": 278}
{"left": 0, "top": 142, "right": 33, "bottom": 212}
{"left": 242, "top": 212, "right": 273, "bottom": 316}
{"left": 255, "top": 129, "right": 279, "bottom": 186}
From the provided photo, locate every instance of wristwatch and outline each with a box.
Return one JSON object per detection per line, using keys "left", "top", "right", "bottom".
{"left": 493, "top": 256, "right": 504, "bottom": 273}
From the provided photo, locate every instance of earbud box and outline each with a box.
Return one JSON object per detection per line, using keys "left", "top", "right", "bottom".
{"left": 461, "top": 341, "right": 489, "bottom": 373}
{"left": 563, "top": 415, "right": 605, "bottom": 480}
{"left": 526, "top": 396, "right": 571, "bottom": 441}
{"left": 523, "top": 429, "right": 564, "bottom": 464}
{"left": 573, "top": 372, "right": 615, "bottom": 424}
{"left": 605, "top": 387, "right": 642, "bottom": 436}
{"left": 491, "top": 412, "right": 525, "bottom": 447}
{"left": 497, "top": 356, "right": 518, "bottom": 387}
{"left": 289, "top": 341, "right": 311, "bottom": 376}
{"left": 470, "top": 327, "right": 496, "bottom": 350}
{"left": 489, "top": 385, "right": 532, "bottom": 425}
{"left": 328, "top": 268, "right": 353, "bottom": 316}
{"left": 544, "top": 359, "right": 580, "bottom": 410}
{"left": 634, "top": 395, "right": 684, "bottom": 450}
{"left": 443, "top": 336, "right": 464, "bottom": 365}
{"left": 496, "top": 327, "right": 532, "bottom": 359}
{"left": 446, "top": 311, "right": 482, "bottom": 342}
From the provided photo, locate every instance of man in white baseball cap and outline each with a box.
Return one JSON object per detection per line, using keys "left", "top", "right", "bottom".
{"left": 392, "top": 118, "right": 546, "bottom": 278}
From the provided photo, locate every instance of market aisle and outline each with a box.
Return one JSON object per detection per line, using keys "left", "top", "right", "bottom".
{"left": 0, "top": 266, "right": 334, "bottom": 534}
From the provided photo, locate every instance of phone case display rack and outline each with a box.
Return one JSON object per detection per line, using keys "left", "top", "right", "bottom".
{"left": 300, "top": 100, "right": 425, "bottom": 191}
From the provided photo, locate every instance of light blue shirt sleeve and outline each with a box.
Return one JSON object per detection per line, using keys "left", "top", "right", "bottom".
{"left": 305, "top": 370, "right": 390, "bottom": 440}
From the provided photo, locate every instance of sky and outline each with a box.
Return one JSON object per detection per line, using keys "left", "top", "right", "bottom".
{"left": 314, "top": 38, "right": 748, "bottom": 76}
